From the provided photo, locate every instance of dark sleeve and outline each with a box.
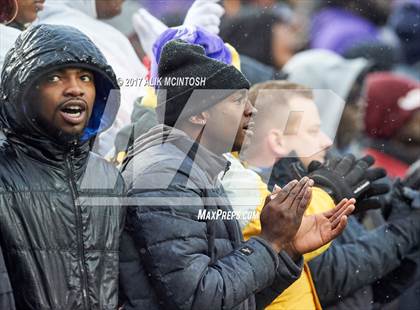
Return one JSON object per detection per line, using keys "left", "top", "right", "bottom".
{"left": 0, "top": 246, "right": 15, "bottom": 310}
{"left": 255, "top": 251, "right": 303, "bottom": 310}
{"left": 121, "top": 168, "right": 301, "bottom": 310}
{"left": 372, "top": 255, "right": 418, "bottom": 304}
{"left": 309, "top": 215, "right": 420, "bottom": 306}
{"left": 119, "top": 230, "right": 160, "bottom": 309}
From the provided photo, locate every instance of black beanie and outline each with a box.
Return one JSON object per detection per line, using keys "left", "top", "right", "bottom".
{"left": 155, "top": 40, "right": 250, "bottom": 127}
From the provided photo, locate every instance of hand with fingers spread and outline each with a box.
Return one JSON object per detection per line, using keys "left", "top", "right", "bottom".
{"left": 307, "top": 155, "right": 390, "bottom": 213}
{"left": 259, "top": 177, "right": 313, "bottom": 253}
{"left": 285, "top": 198, "right": 356, "bottom": 257}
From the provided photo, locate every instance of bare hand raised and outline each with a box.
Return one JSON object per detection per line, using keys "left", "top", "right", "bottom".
{"left": 285, "top": 198, "right": 356, "bottom": 258}
{"left": 259, "top": 177, "right": 313, "bottom": 253}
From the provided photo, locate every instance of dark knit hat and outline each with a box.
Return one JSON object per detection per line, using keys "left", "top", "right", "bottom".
{"left": 155, "top": 40, "right": 250, "bottom": 127}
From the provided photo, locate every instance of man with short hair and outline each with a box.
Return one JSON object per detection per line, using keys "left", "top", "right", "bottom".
{"left": 243, "top": 80, "right": 420, "bottom": 309}
{"left": 119, "top": 40, "right": 354, "bottom": 310}
{"left": 0, "top": 24, "right": 124, "bottom": 309}
{"left": 244, "top": 80, "right": 333, "bottom": 181}
{"left": 221, "top": 81, "right": 336, "bottom": 310}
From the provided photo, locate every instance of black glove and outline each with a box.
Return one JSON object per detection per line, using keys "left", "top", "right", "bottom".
{"left": 288, "top": 161, "right": 307, "bottom": 180}
{"left": 307, "top": 155, "right": 390, "bottom": 212}
{"left": 383, "top": 178, "right": 420, "bottom": 221}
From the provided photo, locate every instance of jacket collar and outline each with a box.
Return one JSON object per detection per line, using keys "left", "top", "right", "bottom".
{"left": 3, "top": 126, "right": 90, "bottom": 174}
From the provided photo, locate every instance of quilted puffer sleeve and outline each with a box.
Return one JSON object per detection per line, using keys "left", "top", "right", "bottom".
{"left": 121, "top": 164, "right": 301, "bottom": 310}
{"left": 0, "top": 246, "right": 15, "bottom": 310}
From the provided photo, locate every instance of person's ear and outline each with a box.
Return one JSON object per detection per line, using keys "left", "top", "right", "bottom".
{"left": 267, "top": 129, "right": 288, "bottom": 157}
{"left": 188, "top": 111, "right": 209, "bottom": 126}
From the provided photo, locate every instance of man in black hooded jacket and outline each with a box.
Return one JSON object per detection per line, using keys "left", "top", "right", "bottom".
{"left": 0, "top": 24, "right": 125, "bottom": 309}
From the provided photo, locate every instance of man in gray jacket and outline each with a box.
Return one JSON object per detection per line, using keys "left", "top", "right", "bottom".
{"left": 119, "top": 40, "right": 355, "bottom": 310}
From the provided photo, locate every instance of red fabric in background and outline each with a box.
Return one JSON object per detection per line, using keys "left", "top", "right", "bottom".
{"left": 364, "top": 72, "right": 420, "bottom": 139}
{"left": 365, "top": 147, "right": 409, "bottom": 179}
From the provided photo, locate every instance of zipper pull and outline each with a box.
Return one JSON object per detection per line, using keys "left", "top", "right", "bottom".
{"left": 221, "top": 161, "right": 231, "bottom": 180}
{"left": 69, "top": 140, "right": 78, "bottom": 158}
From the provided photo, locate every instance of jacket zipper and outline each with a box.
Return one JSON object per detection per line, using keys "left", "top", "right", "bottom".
{"left": 220, "top": 161, "right": 231, "bottom": 181}
{"left": 66, "top": 145, "right": 90, "bottom": 309}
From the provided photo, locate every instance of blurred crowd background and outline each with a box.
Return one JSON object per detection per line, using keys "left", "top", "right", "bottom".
{"left": 0, "top": 1, "right": 419, "bottom": 309}
{"left": 107, "top": 0, "right": 420, "bottom": 173}
{"left": 110, "top": 0, "right": 420, "bottom": 76}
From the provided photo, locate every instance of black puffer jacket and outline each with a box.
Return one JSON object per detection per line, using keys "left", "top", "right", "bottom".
{"left": 119, "top": 125, "right": 303, "bottom": 310}
{"left": 0, "top": 244, "right": 15, "bottom": 309}
{"left": 0, "top": 24, "right": 125, "bottom": 309}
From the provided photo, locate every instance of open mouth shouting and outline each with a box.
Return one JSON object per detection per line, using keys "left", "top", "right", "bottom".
{"left": 59, "top": 100, "right": 88, "bottom": 126}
